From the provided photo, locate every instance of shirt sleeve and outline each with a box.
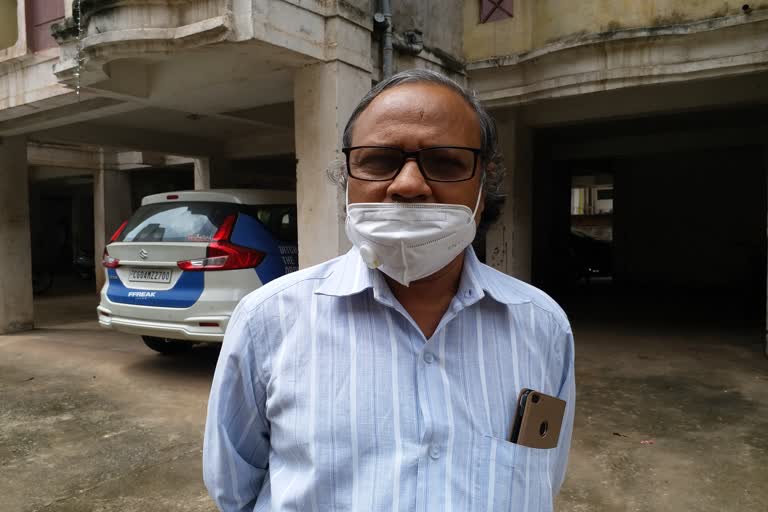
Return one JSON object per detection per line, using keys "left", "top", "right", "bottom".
{"left": 551, "top": 323, "right": 576, "bottom": 496}
{"left": 203, "top": 300, "right": 270, "bottom": 511}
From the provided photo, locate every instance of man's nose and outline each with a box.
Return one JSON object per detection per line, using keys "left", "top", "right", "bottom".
{"left": 387, "top": 159, "right": 432, "bottom": 201}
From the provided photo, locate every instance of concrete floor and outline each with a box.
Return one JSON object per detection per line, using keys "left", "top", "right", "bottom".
{"left": 1, "top": 291, "right": 766, "bottom": 511}
{"left": 1, "top": 293, "right": 218, "bottom": 512}
{"left": 557, "top": 284, "right": 768, "bottom": 511}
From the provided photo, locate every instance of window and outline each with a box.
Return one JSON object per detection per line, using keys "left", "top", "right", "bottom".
{"left": 26, "top": 0, "right": 64, "bottom": 52}
{"left": 480, "top": 0, "right": 513, "bottom": 23}
{"left": 597, "top": 189, "right": 614, "bottom": 201}
{"left": 0, "top": 0, "right": 18, "bottom": 50}
{"left": 119, "top": 202, "right": 237, "bottom": 243}
{"left": 246, "top": 205, "right": 297, "bottom": 242}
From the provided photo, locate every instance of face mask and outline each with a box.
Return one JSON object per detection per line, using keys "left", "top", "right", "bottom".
{"left": 345, "top": 180, "right": 483, "bottom": 287}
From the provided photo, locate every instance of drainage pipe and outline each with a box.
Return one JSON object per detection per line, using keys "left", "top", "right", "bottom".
{"left": 380, "top": 0, "right": 393, "bottom": 78}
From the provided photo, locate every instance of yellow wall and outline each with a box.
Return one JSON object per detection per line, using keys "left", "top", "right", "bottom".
{"left": 0, "top": 0, "right": 18, "bottom": 49}
{"left": 464, "top": 0, "right": 767, "bottom": 62}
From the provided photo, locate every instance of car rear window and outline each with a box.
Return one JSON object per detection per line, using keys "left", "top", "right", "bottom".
{"left": 118, "top": 202, "right": 237, "bottom": 242}
{"left": 246, "top": 205, "right": 297, "bottom": 242}
{"left": 117, "top": 202, "right": 298, "bottom": 243}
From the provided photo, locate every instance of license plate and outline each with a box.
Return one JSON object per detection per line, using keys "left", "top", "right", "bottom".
{"left": 128, "top": 268, "right": 172, "bottom": 283}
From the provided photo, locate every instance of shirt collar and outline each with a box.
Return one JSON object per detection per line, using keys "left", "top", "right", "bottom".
{"left": 315, "top": 245, "right": 530, "bottom": 306}
{"left": 460, "top": 246, "right": 531, "bottom": 306}
{"left": 314, "top": 246, "right": 375, "bottom": 298}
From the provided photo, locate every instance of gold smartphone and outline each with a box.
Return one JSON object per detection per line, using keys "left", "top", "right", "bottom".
{"left": 509, "top": 388, "right": 566, "bottom": 449}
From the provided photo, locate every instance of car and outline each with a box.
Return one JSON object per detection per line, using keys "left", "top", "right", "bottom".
{"left": 97, "top": 189, "right": 298, "bottom": 353}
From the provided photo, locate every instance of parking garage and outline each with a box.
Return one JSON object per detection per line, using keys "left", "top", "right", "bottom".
{"left": 532, "top": 105, "right": 768, "bottom": 340}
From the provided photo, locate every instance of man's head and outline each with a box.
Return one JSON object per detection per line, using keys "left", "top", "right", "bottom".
{"left": 334, "top": 69, "right": 505, "bottom": 234}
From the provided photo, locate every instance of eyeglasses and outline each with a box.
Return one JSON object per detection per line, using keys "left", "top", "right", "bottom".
{"left": 342, "top": 146, "right": 481, "bottom": 182}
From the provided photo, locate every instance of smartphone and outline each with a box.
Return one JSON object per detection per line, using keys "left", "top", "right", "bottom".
{"left": 509, "top": 388, "right": 566, "bottom": 449}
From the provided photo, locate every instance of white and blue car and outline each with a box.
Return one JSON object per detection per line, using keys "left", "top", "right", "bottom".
{"left": 97, "top": 189, "right": 297, "bottom": 353}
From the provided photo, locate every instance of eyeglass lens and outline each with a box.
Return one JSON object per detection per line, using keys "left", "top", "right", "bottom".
{"left": 348, "top": 147, "right": 476, "bottom": 182}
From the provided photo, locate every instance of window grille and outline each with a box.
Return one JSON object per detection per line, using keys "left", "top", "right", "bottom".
{"left": 480, "top": 0, "right": 513, "bottom": 23}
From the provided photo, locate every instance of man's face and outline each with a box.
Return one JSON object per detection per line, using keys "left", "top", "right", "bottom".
{"left": 347, "top": 83, "right": 485, "bottom": 221}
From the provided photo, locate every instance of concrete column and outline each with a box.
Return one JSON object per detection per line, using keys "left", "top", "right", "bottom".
{"left": 94, "top": 151, "right": 132, "bottom": 292}
{"left": 293, "top": 61, "right": 371, "bottom": 269}
{"left": 193, "top": 157, "right": 211, "bottom": 190}
{"left": 485, "top": 112, "right": 533, "bottom": 282}
{"left": 0, "top": 136, "right": 34, "bottom": 333}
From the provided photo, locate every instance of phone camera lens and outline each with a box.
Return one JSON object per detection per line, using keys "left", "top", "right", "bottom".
{"left": 539, "top": 421, "right": 549, "bottom": 437}
{"left": 531, "top": 394, "right": 540, "bottom": 403}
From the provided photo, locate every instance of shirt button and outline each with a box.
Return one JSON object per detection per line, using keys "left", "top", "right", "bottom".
{"left": 423, "top": 352, "right": 435, "bottom": 364}
{"left": 429, "top": 446, "right": 440, "bottom": 459}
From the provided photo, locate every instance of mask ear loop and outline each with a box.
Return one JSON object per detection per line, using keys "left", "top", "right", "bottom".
{"left": 345, "top": 181, "right": 350, "bottom": 210}
{"left": 471, "top": 172, "right": 486, "bottom": 219}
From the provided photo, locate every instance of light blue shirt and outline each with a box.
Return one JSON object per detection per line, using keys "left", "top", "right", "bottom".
{"left": 204, "top": 247, "right": 575, "bottom": 512}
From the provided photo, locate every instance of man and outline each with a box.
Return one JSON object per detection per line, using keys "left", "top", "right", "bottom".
{"left": 204, "top": 69, "right": 575, "bottom": 511}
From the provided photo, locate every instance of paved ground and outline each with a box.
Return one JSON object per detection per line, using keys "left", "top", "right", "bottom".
{"left": 1, "top": 293, "right": 218, "bottom": 512}
{"left": 557, "top": 285, "right": 768, "bottom": 511}
{"left": 1, "top": 290, "right": 767, "bottom": 511}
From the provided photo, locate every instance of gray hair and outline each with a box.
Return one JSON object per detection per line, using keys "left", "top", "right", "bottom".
{"left": 328, "top": 68, "right": 506, "bottom": 234}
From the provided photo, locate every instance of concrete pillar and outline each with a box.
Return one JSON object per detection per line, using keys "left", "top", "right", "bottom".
{"left": 486, "top": 112, "right": 533, "bottom": 282}
{"left": 193, "top": 157, "right": 211, "bottom": 190}
{"left": 94, "top": 150, "right": 132, "bottom": 292}
{"left": 0, "top": 136, "right": 34, "bottom": 333}
{"left": 293, "top": 61, "right": 371, "bottom": 269}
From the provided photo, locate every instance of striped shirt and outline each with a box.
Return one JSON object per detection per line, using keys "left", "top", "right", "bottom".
{"left": 203, "top": 246, "right": 575, "bottom": 512}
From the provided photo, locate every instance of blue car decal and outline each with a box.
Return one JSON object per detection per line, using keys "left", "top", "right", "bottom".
{"left": 106, "top": 268, "right": 204, "bottom": 308}
{"left": 230, "top": 214, "right": 297, "bottom": 284}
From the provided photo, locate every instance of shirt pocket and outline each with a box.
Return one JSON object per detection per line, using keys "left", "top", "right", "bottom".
{"left": 472, "top": 434, "right": 553, "bottom": 512}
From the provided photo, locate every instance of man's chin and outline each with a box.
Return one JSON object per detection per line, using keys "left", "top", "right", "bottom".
{"left": 384, "top": 252, "right": 466, "bottom": 288}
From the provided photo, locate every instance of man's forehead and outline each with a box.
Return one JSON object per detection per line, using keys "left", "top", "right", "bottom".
{"left": 353, "top": 83, "right": 480, "bottom": 142}
{"left": 365, "top": 82, "right": 474, "bottom": 118}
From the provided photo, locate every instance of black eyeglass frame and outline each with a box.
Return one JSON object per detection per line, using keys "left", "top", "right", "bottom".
{"left": 342, "top": 145, "right": 482, "bottom": 182}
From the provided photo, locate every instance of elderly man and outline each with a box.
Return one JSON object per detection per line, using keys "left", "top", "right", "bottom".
{"left": 204, "top": 69, "right": 575, "bottom": 511}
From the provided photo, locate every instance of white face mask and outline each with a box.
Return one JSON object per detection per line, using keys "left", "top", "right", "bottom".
{"left": 345, "top": 182, "right": 483, "bottom": 287}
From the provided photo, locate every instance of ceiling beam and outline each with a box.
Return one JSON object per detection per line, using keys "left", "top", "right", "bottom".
{"left": 33, "top": 123, "right": 224, "bottom": 158}
{"left": 0, "top": 97, "right": 144, "bottom": 136}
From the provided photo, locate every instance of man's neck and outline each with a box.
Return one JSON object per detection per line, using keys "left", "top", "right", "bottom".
{"left": 384, "top": 252, "right": 465, "bottom": 340}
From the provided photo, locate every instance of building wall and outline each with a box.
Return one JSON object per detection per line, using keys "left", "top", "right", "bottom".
{"left": 393, "top": 0, "right": 464, "bottom": 59}
{"left": 463, "top": 0, "right": 767, "bottom": 62}
{"left": 368, "top": 0, "right": 466, "bottom": 79}
{"left": 0, "top": 0, "right": 18, "bottom": 49}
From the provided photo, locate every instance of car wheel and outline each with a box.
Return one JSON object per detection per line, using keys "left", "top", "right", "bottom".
{"left": 141, "top": 336, "right": 192, "bottom": 354}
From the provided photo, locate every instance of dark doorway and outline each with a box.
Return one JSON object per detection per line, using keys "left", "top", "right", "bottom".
{"left": 29, "top": 177, "right": 95, "bottom": 296}
{"left": 532, "top": 108, "right": 768, "bottom": 335}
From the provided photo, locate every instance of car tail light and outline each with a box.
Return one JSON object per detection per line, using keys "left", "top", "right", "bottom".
{"left": 102, "top": 220, "right": 129, "bottom": 268}
{"left": 102, "top": 248, "right": 121, "bottom": 268}
{"left": 177, "top": 215, "right": 265, "bottom": 272}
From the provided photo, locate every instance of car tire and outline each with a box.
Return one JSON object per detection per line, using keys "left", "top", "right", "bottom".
{"left": 142, "top": 336, "right": 192, "bottom": 354}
